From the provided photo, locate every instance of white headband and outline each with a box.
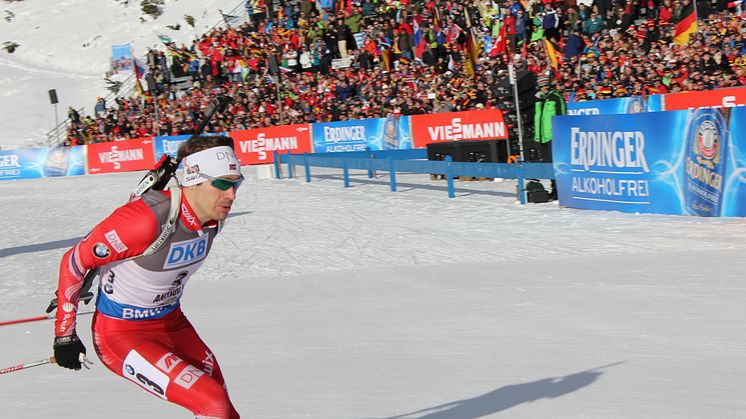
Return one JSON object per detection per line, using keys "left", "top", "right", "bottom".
{"left": 178, "top": 146, "right": 242, "bottom": 187}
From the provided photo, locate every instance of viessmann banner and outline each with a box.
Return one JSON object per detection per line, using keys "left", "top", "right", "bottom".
{"left": 410, "top": 108, "right": 507, "bottom": 148}
{"left": 0, "top": 147, "right": 85, "bottom": 180}
{"left": 232, "top": 124, "right": 313, "bottom": 164}
{"left": 663, "top": 86, "right": 746, "bottom": 110}
{"left": 553, "top": 107, "right": 746, "bottom": 216}
{"left": 86, "top": 137, "right": 155, "bottom": 174}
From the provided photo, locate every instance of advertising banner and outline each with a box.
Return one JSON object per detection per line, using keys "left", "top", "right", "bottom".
{"left": 87, "top": 137, "right": 155, "bottom": 174}
{"left": 154, "top": 135, "right": 192, "bottom": 162}
{"left": 410, "top": 109, "right": 507, "bottom": 148}
{"left": 663, "top": 86, "right": 746, "bottom": 111}
{"left": 721, "top": 106, "right": 746, "bottom": 217}
{"left": 567, "top": 95, "right": 663, "bottom": 115}
{"left": 311, "top": 117, "right": 411, "bottom": 153}
{"left": 0, "top": 147, "right": 85, "bottom": 181}
{"left": 233, "top": 124, "right": 312, "bottom": 164}
{"left": 553, "top": 107, "right": 746, "bottom": 216}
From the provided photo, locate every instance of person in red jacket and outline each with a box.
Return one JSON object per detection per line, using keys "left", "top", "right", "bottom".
{"left": 52, "top": 135, "right": 243, "bottom": 419}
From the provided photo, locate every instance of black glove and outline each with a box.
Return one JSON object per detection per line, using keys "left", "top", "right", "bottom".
{"left": 53, "top": 335, "right": 87, "bottom": 370}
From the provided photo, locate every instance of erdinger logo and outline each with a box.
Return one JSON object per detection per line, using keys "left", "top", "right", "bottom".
{"left": 164, "top": 235, "right": 208, "bottom": 269}
{"left": 185, "top": 164, "right": 200, "bottom": 174}
{"left": 694, "top": 119, "right": 720, "bottom": 163}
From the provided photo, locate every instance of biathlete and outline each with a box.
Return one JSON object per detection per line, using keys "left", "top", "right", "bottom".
{"left": 53, "top": 136, "right": 243, "bottom": 418}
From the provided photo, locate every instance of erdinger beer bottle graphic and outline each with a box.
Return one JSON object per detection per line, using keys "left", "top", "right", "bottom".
{"left": 381, "top": 116, "right": 399, "bottom": 150}
{"left": 626, "top": 96, "right": 647, "bottom": 114}
{"left": 44, "top": 148, "right": 70, "bottom": 177}
{"left": 684, "top": 108, "right": 730, "bottom": 216}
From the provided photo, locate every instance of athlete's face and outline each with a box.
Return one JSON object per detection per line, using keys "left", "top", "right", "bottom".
{"left": 189, "top": 175, "right": 240, "bottom": 224}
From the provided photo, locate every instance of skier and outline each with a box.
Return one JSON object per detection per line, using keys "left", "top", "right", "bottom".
{"left": 52, "top": 135, "right": 242, "bottom": 418}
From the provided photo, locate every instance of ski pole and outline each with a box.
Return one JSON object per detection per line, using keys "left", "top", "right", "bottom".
{"left": 0, "top": 357, "right": 55, "bottom": 375}
{"left": 0, "top": 310, "right": 95, "bottom": 327}
{"left": 1, "top": 353, "right": 93, "bottom": 375}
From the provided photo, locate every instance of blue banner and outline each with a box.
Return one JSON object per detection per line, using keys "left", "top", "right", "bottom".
{"left": 154, "top": 135, "right": 191, "bottom": 162}
{"left": 554, "top": 108, "right": 746, "bottom": 216}
{"left": 0, "top": 147, "right": 85, "bottom": 181}
{"left": 721, "top": 107, "right": 746, "bottom": 217}
{"left": 111, "top": 44, "right": 133, "bottom": 74}
{"left": 154, "top": 133, "right": 230, "bottom": 164}
{"left": 567, "top": 95, "right": 663, "bottom": 116}
{"left": 311, "top": 117, "right": 412, "bottom": 153}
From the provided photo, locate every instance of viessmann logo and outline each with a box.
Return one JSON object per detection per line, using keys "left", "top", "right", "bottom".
{"left": 425, "top": 118, "right": 506, "bottom": 141}
{"left": 98, "top": 145, "right": 145, "bottom": 169}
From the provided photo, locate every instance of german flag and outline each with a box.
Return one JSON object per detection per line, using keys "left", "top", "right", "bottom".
{"left": 543, "top": 38, "right": 561, "bottom": 71}
{"left": 673, "top": 0, "right": 697, "bottom": 45}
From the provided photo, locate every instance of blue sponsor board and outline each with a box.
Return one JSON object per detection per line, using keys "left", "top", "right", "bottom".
{"left": 154, "top": 133, "right": 229, "bottom": 164}
{"left": 312, "top": 117, "right": 412, "bottom": 153}
{"left": 0, "top": 146, "right": 85, "bottom": 181}
{"left": 721, "top": 107, "right": 746, "bottom": 217}
{"left": 567, "top": 95, "right": 663, "bottom": 116}
{"left": 554, "top": 108, "right": 746, "bottom": 216}
{"left": 154, "top": 135, "right": 191, "bottom": 162}
{"left": 553, "top": 111, "right": 689, "bottom": 215}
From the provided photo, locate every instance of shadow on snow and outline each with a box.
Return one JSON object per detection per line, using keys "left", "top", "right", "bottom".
{"left": 382, "top": 362, "right": 622, "bottom": 419}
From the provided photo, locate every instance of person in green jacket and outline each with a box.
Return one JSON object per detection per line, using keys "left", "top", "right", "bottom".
{"left": 534, "top": 74, "right": 566, "bottom": 162}
{"left": 534, "top": 74, "right": 566, "bottom": 199}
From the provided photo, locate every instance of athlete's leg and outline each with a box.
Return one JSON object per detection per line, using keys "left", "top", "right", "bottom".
{"left": 92, "top": 312, "right": 239, "bottom": 418}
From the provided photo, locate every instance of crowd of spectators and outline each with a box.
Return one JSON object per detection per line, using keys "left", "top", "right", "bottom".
{"left": 65, "top": 0, "right": 746, "bottom": 146}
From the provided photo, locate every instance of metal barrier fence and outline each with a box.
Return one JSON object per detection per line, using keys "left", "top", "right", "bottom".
{"left": 274, "top": 149, "right": 555, "bottom": 204}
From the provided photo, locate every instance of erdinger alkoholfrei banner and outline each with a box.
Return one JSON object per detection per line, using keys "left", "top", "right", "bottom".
{"left": 0, "top": 146, "right": 85, "bottom": 180}
{"left": 232, "top": 124, "right": 312, "bottom": 164}
{"left": 154, "top": 134, "right": 192, "bottom": 162}
{"left": 154, "top": 133, "right": 231, "bottom": 163}
{"left": 663, "top": 86, "right": 746, "bottom": 111}
{"left": 567, "top": 95, "right": 663, "bottom": 115}
{"left": 311, "top": 116, "right": 412, "bottom": 153}
{"left": 410, "top": 109, "right": 507, "bottom": 148}
{"left": 87, "top": 137, "right": 155, "bottom": 174}
{"left": 553, "top": 108, "right": 746, "bottom": 217}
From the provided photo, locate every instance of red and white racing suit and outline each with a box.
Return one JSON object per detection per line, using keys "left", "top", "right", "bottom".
{"left": 55, "top": 189, "right": 239, "bottom": 419}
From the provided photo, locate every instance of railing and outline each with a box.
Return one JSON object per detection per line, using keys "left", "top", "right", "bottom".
{"left": 274, "top": 149, "right": 555, "bottom": 204}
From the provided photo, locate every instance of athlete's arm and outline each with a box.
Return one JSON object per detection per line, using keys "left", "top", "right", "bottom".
{"left": 54, "top": 198, "right": 160, "bottom": 337}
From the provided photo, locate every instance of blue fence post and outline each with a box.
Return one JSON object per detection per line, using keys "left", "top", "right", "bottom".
{"left": 273, "top": 151, "right": 281, "bottom": 179}
{"left": 389, "top": 158, "right": 397, "bottom": 192}
{"left": 445, "top": 155, "right": 455, "bottom": 198}
{"left": 517, "top": 162, "right": 526, "bottom": 205}
{"left": 366, "top": 147, "right": 374, "bottom": 179}
{"left": 343, "top": 159, "right": 350, "bottom": 188}
{"left": 304, "top": 153, "right": 311, "bottom": 183}
{"left": 286, "top": 150, "right": 294, "bottom": 179}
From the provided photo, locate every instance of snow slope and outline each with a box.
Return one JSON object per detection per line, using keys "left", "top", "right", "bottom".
{"left": 2, "top": 169, "right": 746, "bottom": 418}
{"left": 0, "top": 0, "right": 244, "bottom": 149}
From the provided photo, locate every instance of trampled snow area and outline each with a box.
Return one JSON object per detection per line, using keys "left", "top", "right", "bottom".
{"left": 0, "top": 0, "right": 243, "bottom": 149}
{"left": 1, "top": 168, "right": 746, "bottom": 418}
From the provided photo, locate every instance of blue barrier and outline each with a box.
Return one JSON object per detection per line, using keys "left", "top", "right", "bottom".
{"left": 273, "top": 149, "right": 554, "bottom": 203}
